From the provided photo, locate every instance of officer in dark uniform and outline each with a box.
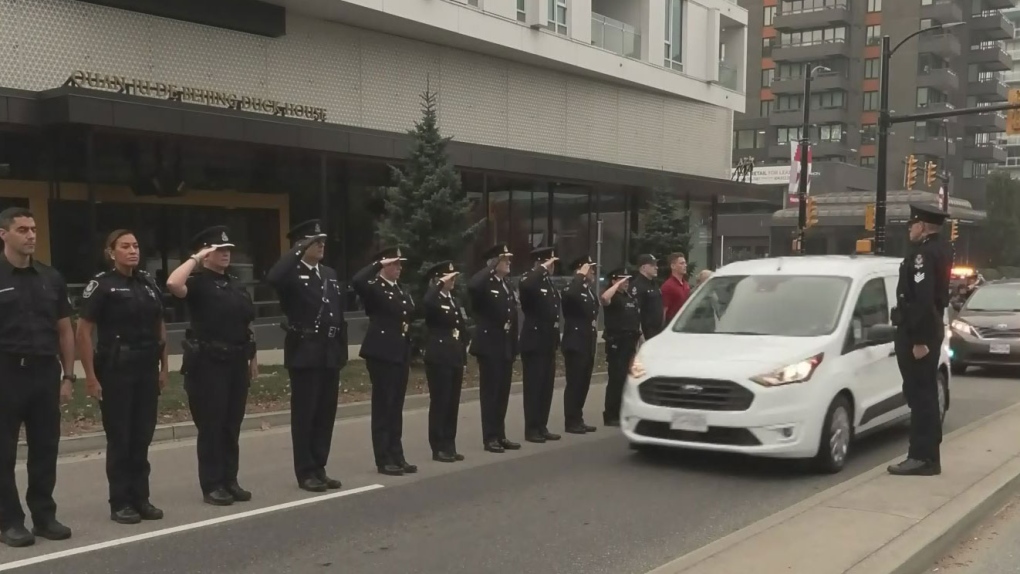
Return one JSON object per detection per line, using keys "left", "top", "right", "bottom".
{"left": 519, "top": 246, "right": 562, "bottom": 443}
{"left": 77, "top": 229, "right": 167, "bottom": 523}
{"left": 561, "top": 255, "right": 598, "bottom": 434}
{"left": 0, "top": 207, "right": 74, "bottom": 548}
{"left": 601, "top": 268, "right": 642, "bottom": 427}
{"left": 352, "top": 246, "right": 417, "bottom": 477}
{"left": 467, "top": 243, "right": 521, "bottom": 453}
{"left": 422, "top": 260, "right": 468, "bottom": 463}
{"left": 888, "top": 203, "right": 952, "bottom": 477}
{"left": 265, "top": 219, "right": 348, "bottom": 492}
{"left": 165, "top": 226, "right": 257, "bottom": 505}
{"left": 631, "top": 254, "right": 664, "bottom": 340}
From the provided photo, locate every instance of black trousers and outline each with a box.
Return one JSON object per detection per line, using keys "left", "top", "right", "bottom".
{"left": 367, "top": 357, "right": 410, "bottom": 468}
{"left": 98, "top": 357, "right": 160, "bottom": 510}
{"left": 522, "top": 349, "right": 556, "bottom": 434}
{"left": 0, "top": 355, "right": 60, "bottom": 530}
{"left": 288, "top": 367, "right": 341, "bottom": 482}
{"left": 185, "top": 355, "right": 249, "bottom": 493}
{"left": 895, "top": 336, "right": 943, "bottom": 463}
{"left": 425, "top": 362, "right": 463, "bottom": 455}
{"left": 604, "top": 335, "right": 639, "bottom": 422}
{"left": 563, "top": 348, "right": 596, "bottom": 428}
{"left": 477, "top": 355, "right": 513, "bottom": 442}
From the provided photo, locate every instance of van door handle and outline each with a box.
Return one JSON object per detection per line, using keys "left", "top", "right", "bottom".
{"left": 888, "top": 350, "right": 896, "bottom": 357}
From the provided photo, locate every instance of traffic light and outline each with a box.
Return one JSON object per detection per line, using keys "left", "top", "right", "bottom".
{"left": 906, "top": 155, "right": 918, "bottom": 189}
{"left": 806, "top": 197, "right": 819, "bottom": 228}
{"left": 925, "top": 161, "right": 938, "bottom": 187}
{"left": 950, "top": 219, "right": 959, "bottom": 242}
{"left": 864, "top": 203, "right": 875, "bottom": 231}
{"left": 855, "top": 238, "right": 873, "bottom": 254}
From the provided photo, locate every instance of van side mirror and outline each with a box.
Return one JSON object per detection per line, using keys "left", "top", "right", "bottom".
{"left": 865, "top": 323, "right": 896, "bottom": 345}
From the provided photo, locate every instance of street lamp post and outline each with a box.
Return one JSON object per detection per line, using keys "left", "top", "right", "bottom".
{"left": 796, "top": 64, "right": 830, "bottom": 254}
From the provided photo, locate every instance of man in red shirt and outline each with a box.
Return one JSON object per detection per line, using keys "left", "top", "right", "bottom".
{"left": 660, "top": 252, "right": 691, "bottom": 324}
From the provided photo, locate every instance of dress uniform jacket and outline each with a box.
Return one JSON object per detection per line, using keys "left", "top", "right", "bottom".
{"left": 897, "top": 235, "right": 951, "bottom": 346}
{"left": 630, "top": 274, "right": 663, "bottom": 339}
{"left": 423, "top": 281, "right": 468, "bottom": 367}
{"left": 518, "top": 266, "right": 562, "bottom": 353}
{"left": 467, "top": 266, "right": 519, "bottom": 360}
{"left": 561, "top": 274, "right": 599, "bottom": 355}
{"left": 353, "top": 262, "right": 415, "bottom": 364}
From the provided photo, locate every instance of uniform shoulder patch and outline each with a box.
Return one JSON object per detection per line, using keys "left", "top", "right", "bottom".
{"left": 82, "top": 279, "right": 100, "bottom": 299}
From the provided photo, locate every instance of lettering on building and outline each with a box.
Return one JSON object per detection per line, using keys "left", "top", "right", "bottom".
{"left": 66, "top": 71, "right": 328, "bottom": 122}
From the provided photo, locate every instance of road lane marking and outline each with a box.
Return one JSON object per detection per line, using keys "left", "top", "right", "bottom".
{"left": 0, "top": 484, "right": 385, "bottom": 571}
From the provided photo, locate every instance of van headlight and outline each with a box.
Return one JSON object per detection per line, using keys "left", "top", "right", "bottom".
{"left": 750, "top": 354, "right": 824, "bottom": 387}
{"left": 629, "top": 355, "right": 647, "bottom": 378}
{"left": 950, "top": 320, "right": 977, "bottom": 337}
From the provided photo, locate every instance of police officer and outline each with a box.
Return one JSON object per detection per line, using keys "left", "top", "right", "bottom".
{"left": 519, "top": 246, "right": 562, "bottom": 443}
{"left": 468, "top": 243, "right": 521, "bottom": 453}
{"left": 0, "top": 207, "right": 74, "bottom": 548}
{"left": 165, "top": 226, "right": 257, "bottom": 505}
{"left": 422, "top": 260, "right": 468, "bottom": 463}
{"left": 561, "top": 255, "right": 598, "bottom": 434}
{"left": 77, "top": 229, "right": 167, "bottom": 523}
{"left": 265, "top": 220, "right": 348, "bottom": 492}
{"left": 631, "top": 254, "right": 664, "bottom": 340}
{"left": 601, "top": 268, "right": 641, "bottom": 427}
{"left": 888, "top": 203, "right": 952, "bottom": 477}
{"left": 352, "top": 246, "right": 417, "bottom": 477}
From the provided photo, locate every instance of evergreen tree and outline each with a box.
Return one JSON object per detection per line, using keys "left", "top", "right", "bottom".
{"left": 980, "top": 171, "right": 1020, "bottom": 270}
{"left": 630, "top": 188, "right": 693, "bottom": 278}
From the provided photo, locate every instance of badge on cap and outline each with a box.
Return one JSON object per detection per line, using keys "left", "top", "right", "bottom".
{"left": 221, "top": 231, "right": 228, "bottom": 242}
{"left": 314, "top": 222, "right": 321, "bottom": 234}
{"left": 914, "top": 254, "right": 924, "bottom": 270}
{"left": 396, "top": 248, "right": 403, "bottom": 258}
{"left": 503, "top": 245, "right": 509, "bottom": 253}
{"left": 448, "top": 263, "right": 454, "bottom": 272}
{"left": 83, "top": 280, "right": 99, "bottom": 299}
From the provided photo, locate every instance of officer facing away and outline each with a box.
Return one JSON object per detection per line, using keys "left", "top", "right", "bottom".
{"left": 265, "top": 220, "right": 348, "bottom": 492}
{"left": 519, "top": 246, "right": 563, "bottom": 444}
{"left": 166, "top": 226, "right": 257, "bottom": 506}
{"left": 560, "top": 255, "right": 599, "bottom": 434}
{"left": 600, "top": 268, "right": 642, "bottom": 427}
{"left": 631, "top": 254, "right": 664, "bottom": 341}
{"left": 422, "top": 260, "right": 468, "bottom": 463}
{"left": 888, "top": 203, "right": 952, "bottom": 477}
{"left": 0, "top": 207, "right": 75, "bottom": 548}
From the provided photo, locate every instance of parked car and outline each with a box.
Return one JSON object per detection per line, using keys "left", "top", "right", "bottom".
{"left": 949, "top": 279, "right": 1020, "bottom": 374}
{"left": 620, "top": 255, "right": 951, "bottom": 474}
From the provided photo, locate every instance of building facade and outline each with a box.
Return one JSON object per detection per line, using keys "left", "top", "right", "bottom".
{"left": 1000, "top": 5, "right": 1020, "bottom": 177}
{"left": 734, "top": 0, "right": 1017, "bottom": 209}
{"left": 0, "top": 0, "right": 754, "bottom": 327}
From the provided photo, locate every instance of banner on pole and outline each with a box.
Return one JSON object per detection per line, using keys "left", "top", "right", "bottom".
{"left": 938, "top": 185, "right": 947, "bottom": 212}
{"left": 787, "top": 142, "right": 812, "bottom": 205}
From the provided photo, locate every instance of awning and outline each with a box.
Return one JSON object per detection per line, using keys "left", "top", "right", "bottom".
{"left": 772, "top": 190, "right": 987, "bottom": 227}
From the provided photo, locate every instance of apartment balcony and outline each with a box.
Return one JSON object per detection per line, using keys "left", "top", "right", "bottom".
{"left": 770, "top": 72, "right": 850, "bottom": 95}
{"left": 916, "top": 68, "right": 960, "bottom": 92}
{"left": 918, "top": 32, "right": 962, "bottom": 58}
{"left": 964, "top": 110, "right": 1008, "bottom": 132}
{"left": 964, "top": 142, "right": 1008, "bottom": 163}
{"left": 984, "top": 0, "right": 1016, "bottom": 9}
{"left": 920, "top": 0, "right": 964, "bottom": 24}
{"left": 590, "top": 13, "right": 640, "bottom": 59}
{"left": 970, "top": 45, "right": 1012, "bottom": 71}
{"left": 718, "top": 62, "right": 739, "bottom": 91}
{"left": 912, "top": 137, "right": 957, "bottom": 159}
{"left": 915, "top": 101, "right": 958, "bottom": 123}
{"left": 773, "top": 0, "right": 850, "bottom": 32}
{"left": 971, "top": 13, "right": 1015, "bottom": 42}
{"left": 772, "top": 39, "right": 851, "bottom": 63}
{"left": 811, "top": 139, "right": 854, "bottom": 158}
{"left": 968, "top": 78, "right": 1010, "bottom": 101}
{"left": 768, "top": 107, "right": 849, "bottom": 127}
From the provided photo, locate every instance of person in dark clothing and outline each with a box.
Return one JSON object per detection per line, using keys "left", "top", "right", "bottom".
{"left": 166, "top": 226, "right": 257, "bottom": 505}
{"left": 77, "top": 229, "right": 168, "bottom": 523}
{"left": 518, "top": 246, "right": 562, "bottom": 443}
{"left": 888, "top": 203, "right": 953, "bottom": 477}
{"left": 422, "top": 260, "right": 468, "bottom": 463}
{"left": 601, "top": 268, "right": 642, "bottom": 427}
{"left": 561, "top": 255, "right": 598, "bottom": 434}
{"left": 631, "top": 254, "right": 663, "bottom": 340}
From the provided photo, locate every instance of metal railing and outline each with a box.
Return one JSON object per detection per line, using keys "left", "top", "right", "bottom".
{"left": 591, "top": 13, "right": 641, "bottom": 59}
{"left": 719, "top": 63, "right": 739, "bottom": 90}
{"left": 780, "top": 0, "right": 847, "bottom": 15}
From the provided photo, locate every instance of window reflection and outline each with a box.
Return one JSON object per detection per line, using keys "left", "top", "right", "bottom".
{"left": 550, "top": 183, "right": 592, "bottom": 274}
{"left": 596, "top": 188, "right": 629, "bottom": 275}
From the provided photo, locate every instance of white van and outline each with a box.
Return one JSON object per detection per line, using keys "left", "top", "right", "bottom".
{"left": 620, "top": 255, "right": 952, "bottom": 473}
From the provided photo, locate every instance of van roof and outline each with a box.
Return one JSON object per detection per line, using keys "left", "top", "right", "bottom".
{"left": 714, "top": 255, "right": 901, "bottom": 278}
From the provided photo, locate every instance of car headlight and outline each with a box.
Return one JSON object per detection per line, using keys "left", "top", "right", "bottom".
{"left": 629, "top": 355, "right": 647, "bottom": 378}
{"left": 951, "top": 320, "right": 977, "bottom": 337}
{"left": 750, "top": 354, "right": 824, "bottom": 387}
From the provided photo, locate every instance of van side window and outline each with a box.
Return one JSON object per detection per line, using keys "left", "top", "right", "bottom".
{"left": 847, "top": 278, "right": 890, "bottom": 347}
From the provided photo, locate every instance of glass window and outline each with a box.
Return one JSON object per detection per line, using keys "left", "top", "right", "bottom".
{"left": 762, "top": 68, "right": 775, "bottom": 87}
{"left": 0, "top": 130, "right": 45, "bottom": 180}
{"left": 462, "top": 171, "right": 488, "bottom": 270}
{"left": 864, "top": 58, "right": 880, "bottom": 79}
{"left": 863, "top": 91, "right": 880, "bottom": 111}
{"left": 595, "top": 188, "right": 628, "bottom": 278}
{"left": 846, "top": 278, "right": 889, "bottom": 348}
{"left": 964, "top": 284, "right": 1020, "bottom": 311}
{"left": 866, "top": 25, "right": 881, "bottom": 45}
{"left": 517, "top": 0, "right": 525, "bottom": 21}
{"left": 867, "top": 0, "right": 882, "bottom": 12}
{"left": 860, "top": 156, "right": 876, "bottom": 167}
{"left": 665, "top": 0, "right": 683, "bottom": 71}
{"left": 487, "top": 177, "right": 549, "bottom": 279}
{"left": 760, "top": 100, "right": 773, "bottom": 116}
{"left": 861, "top": 123, "right": 877, "bottom": 144}
{"left": 762, "top": 37, "right": 775, "bottom": 57}
{"left": 547, "top": 0, "right": 567, "bottom": 35}
{"left": 764, "top": 6, "right": 776, "bottom": 26}
{"left": 344, "top": 160, "right": 390, "bottom": 281}
{"left": 550, "top": 184, "right": 592, "bottom": 276}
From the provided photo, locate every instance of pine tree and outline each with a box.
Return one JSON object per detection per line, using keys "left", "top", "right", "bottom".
{"left": 630, "top": 188, "right": 693, "bottom": 278}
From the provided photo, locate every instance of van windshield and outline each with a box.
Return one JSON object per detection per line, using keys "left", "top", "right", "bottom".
{"left": 672, "top": 274, "right": 852, "bottom": 337}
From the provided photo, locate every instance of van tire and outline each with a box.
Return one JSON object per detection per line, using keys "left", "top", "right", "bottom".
{"left": 813, "top": 395, "right": 853, "bottom": 474}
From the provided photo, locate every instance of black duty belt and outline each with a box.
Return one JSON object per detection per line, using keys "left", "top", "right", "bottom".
{"left": 283, "top": 324, "right": 341, "bottom": 339}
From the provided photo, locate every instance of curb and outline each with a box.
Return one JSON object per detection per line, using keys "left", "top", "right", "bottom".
{"left": 25, "top": 372, "right": 609, "bottom": 460}
{"left": 645, "top": 399, "right": 1020, "bottom": 574}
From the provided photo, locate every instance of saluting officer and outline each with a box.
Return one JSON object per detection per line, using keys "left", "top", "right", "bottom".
{"left": 631, "top": 254, "right": 664, "bottom": 340}
{"left": 561, "top": 255, "right": 598, "bottom": 434}
{"left": 265, "top": 220, "right": 348, "bottom": 493}
{"left": 422, "top": 260, "right": 468, "bottom": 463}
{"left": 165, "top": 226, "right": 257, "bottom": 506}
{"left": 0, "top": 207, "right": 74, "bottom": 548}
{"left": 888, "top": 204, "right": 953, "bottom": 477}
{"left": 352, "top": 246, "right": 417, "bottom": 477}
{"left": 519, "top": 246, "right": 562, "bottom": 444}
{"left": 468, "top": 243, "right": 521, "bottom": 454}
{"left": 601, "top": 268, "right": 641, "bottom": 427}
{"left": 77, "top": 229, "right": 167, "bottom": 523}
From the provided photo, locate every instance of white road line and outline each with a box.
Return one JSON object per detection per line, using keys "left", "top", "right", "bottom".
{"left": 0, "top": 484, "right": 385, "bottom": 572}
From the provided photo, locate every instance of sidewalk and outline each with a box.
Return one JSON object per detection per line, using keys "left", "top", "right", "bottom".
{"left": 647, "top": 401, "right": 1020, "bottom": 574}
{"left": 930, "top": 494, "right": 1020, "bottom": 573}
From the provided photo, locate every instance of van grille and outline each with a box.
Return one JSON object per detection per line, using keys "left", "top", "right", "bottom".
{"left": 638, "top": 377, "right": 754, "bottom": 411}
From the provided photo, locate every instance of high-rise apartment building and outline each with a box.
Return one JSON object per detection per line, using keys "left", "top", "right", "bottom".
{"left": 735, "top": 0, "right": 1017, "bottom": 208}
{"left": 999, "top": 6, "right": 1020, "bottom": 177}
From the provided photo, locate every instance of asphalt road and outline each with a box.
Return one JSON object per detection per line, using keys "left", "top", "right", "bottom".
{"left": 3, "top": 372, "right": 1020, "bottom": 574}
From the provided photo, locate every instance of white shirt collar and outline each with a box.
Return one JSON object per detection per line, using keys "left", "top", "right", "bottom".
{"left": 382, "top": 277, "right": 398, "bottom": 287}
{"left": 300, "top": 261, "right": 319, "bottom": 273}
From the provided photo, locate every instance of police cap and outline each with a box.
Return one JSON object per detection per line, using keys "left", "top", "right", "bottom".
{"left": 908, "top": 203, "right": 948, "bottom": 226}
{"left": 530, "top": 246, "right": 557, "bottom": 262}
{"left": 481, "top": 243, "right": 513, "bottom": 261}
{"left": 190, "top": 225, "right": 234, "bottom": 251}
{"left": 607, "top": 267, "right": 632, "bottom": 281}
{"left": 372, "top": 245, "right": 407, "bottom": 262}
{"left": 425, "top": 260, "right": 458, "bottom": 280}
{"left": 286, "top": 219, "right": 325, "bottom": 241}
{"left": 570, "top": 255, "right": 595, "bottom": 271}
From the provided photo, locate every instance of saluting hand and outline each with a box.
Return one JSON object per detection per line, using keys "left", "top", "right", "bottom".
{"left": 613, "top": 277, "right": 628, "bottom": 289}
{"left": 86, "top": 376, "right": 103, "bottom": 401}
{"left": 439, "top": 272, "right": 459, "bottom": 284}
{"left": 193, "top": 246, "right": 219, "bottom": 261}
{"left": 379, "top": 257, "right": 402, "bottom": 266}
{"left": 542, "top": 257, "right": 558, "bottom": 271}
{"left": 577, "top": 263, "right": 592, "bottom": 276}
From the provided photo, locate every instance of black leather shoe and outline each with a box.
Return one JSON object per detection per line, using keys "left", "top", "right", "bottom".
{"left": 565, "top": 425, "right": 587, "bottom": 434}
{"left": 378, "top": 464, "right": 405, "bottom": 476}
{"left": 484, "top": 440, "right": 505, "bottom": 453}
{"left": 433, "top": 451, "right": 457, "bottom": 463}
{"left": 541, "top": 430, "right": 561, "bottom": 441}
{"left": 453, "top": 452, "right": 465, "bottom": 461}
{"left": 399, "top": 461, "right": 418, "bottom": 474}
{"left": 110, "top": 507, "right": 142, "bottom": 525}
{"left": 887, "top": 458, "right": 941, "bottom": 476}
{"left": 134, "top": 502, "right": 164, "bottom": 520}
{"left": 499, "top": 438, "right": 521, "bottom": 450}
{"left": 317, "top": 476, "right": 342, "bottom": 490}
{"left": 299, "top": 477, "right": 328, "bottom": 492}
{"left": 525, "top": 432, "right": 546, "bottom": 444}
{"left": 583, "top": 424, "right": 597, "bottom": 432}
{"left": 225, "top": 482, "right": 253, "bottom": 501}
{"left": 603, "top": 418, "right": 620, "bottom": 427}
{"left": 0, "top": 524, "right": 34, "bottom": 547}
{"left": 203, "top": 488, "right": 235, "bottom": 506}
{"left": 31, "top": 518, "right": 71, "bottom": 540}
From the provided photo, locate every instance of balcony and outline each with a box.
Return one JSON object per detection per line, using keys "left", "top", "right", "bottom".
{"left": 964, "top": 110, "right": 1008, "bottom": 132}
{"left": 964, "top": 142, "right": 1008, "bottom": 163}
{"left": 984, "top": 0, "right": 1016, "bottom": 9}
{"left": 916, "top": 68, "right": 959, "bottom": 92}
{"left": 770, "top": 72, "right": 850, "bottom": 95}
{"left": 918, "top": 32, "right": 962, "bottom": 58}
{"left": 971, "top": 45, "right": 1012, "bottom": 71}
{"left": 769, "top": 107, "right": 849, "bottom": 127}
{"left": 718, "top": 62, "right": 739, "bottom": 91}
{"left": 912, "top": 138, "right": 956, "bottom": 158}
{"left": 970, "top": 13, "right": 1015, "bottom": 42}
{"left": 968, "top": 78, "right": 1010, "bottom": 101}
{"left": 590, "top": 13, "right": 640, "bottom": 59}
{"left": 773, "top": 0, "right": 850, "bottom": 32}
{"left": 919, "top": 0, "right": 964, "bottom": 24}
{"left": 772, "top": 39, "right": 851, "bottom": 63}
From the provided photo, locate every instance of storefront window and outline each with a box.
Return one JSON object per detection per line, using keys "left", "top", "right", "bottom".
{"left": 687, "top": 199, "right": 714, "bottom": 273}
{"left": 461, "top": 171, "right": 488, "bottom": 269}
{"left": 488, "top": 176, "right": 550, "bottom": 281}
{"left": 0, "top": 130, "right": 45, "bottom": 181}
{"left": 595, "top": 188, "right": 629, "bottom": 277}
{"left": 550, "top": 183, "right": 592, "bottom": 275}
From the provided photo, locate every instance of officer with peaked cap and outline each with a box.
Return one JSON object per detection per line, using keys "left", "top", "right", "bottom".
{"left": 631, "top": 254, "right": 664, "bottom": 340}
{"left": 888, "top": 203, "right": 952, "bottom": 477}
{"left": 264, "top": 219, "right": 347, "bottom": 492}
{"left": 600, "top": 267, "right": 641, "bottom": 427}
{"left": 560, "top": 255, "right": 599, "bottom": 434}
{"left": 165, "top": 226, "right": 256, "bottom": 507}
{"left": 422, "top": 260, "right": 468, "bottom": 463}
{"left": 352, "top": 245, "right": 417, "bottom": 477}
{"left": 467, "top": 243, "right": 521, "bottom": 453}
{"left": 519, "top": 246, "right": 562, "bottom": 443}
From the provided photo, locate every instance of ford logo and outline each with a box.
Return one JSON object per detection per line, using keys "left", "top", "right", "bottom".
{"left": 997, "top": 324, "right": 1009, "bottom": 330}
{"left": 681, "top": 384, "right": 703, "bottom": 393}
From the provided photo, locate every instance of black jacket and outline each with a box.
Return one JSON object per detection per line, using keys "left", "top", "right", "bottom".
{"left": 560, "top": 274, "right": 598, "bottom": 355}
{"left": 467, "top": 264, "right": 519, "bottom": 360}
{"left": 352, "top": 262, "right": 416, "bottom": 364}
{"left": 518, "top": 265, "right": 562, "bottom": 354}
{"left": 423, "top": 280, "right": 468, "bottom": 367}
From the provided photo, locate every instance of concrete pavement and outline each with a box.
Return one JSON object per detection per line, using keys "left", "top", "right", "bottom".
{"left": 930, "top": 494, "right": 1020, "bottom": 573}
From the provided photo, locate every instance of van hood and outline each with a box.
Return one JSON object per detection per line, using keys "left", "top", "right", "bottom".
{"left": 639, "top": 332, "right": 825, "bottom": 371}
